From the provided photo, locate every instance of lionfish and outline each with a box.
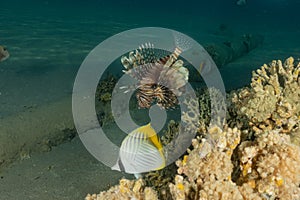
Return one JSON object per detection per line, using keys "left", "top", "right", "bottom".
{"left": 120, "top": 43, "right": 189, "bottom": 109}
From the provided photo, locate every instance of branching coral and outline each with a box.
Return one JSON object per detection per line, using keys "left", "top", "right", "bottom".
{"left": 231, "top": 57, "right": 300, "bottom": 145}
{"left": 170, "top": 125, "right": 242, "bottom": 200}
{"left": 170, "top": 125, "right": 300, "bottom": 200}
{"left": 85, "top": 178, "right": 158, "bottom": 200}
{"left": 238, "top": 131, "right": 300, "bottom": 200}
{"left": 196, "top": 87, "right": 227, "bottom": 134}
{"left": 87, "top": 57, "right": 300, "bottom": 200}
{"left": 161, "top": 120, "right": 180, "bottom": 146}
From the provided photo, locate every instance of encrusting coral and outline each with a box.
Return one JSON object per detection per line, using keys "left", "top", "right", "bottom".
{"left": 87, "top": 57, "right": 300, "bottom": 200}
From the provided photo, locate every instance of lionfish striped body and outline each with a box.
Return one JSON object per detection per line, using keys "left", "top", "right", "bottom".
{"left": 121, "top": 43, "right": 189, "bottom": 109}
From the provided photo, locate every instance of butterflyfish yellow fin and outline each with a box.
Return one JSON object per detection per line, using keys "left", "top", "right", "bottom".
{"left": 137, "top": 123, "right": 163, "bottom": 150}
{"left": 139, "top": 123, "right": 165, "bottom": 169}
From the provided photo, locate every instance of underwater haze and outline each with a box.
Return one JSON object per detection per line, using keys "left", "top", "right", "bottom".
{"left": 0, "top": 0, "right": 300, "bottom": 199}
{"left": 1, "top": 0, "right": 299, "bottom": 115}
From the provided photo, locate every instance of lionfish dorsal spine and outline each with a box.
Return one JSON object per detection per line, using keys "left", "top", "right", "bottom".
{"left": 163, "top": 47, "right": 182, "bottom": 68}
{"left": 121, "top": 42, "right": 157, "bottom": 71}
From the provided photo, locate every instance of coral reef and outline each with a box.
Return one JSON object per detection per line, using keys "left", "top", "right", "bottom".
{"left": 170, "top": 124, "right": 300, "bottom": 200}
{"left": 144, "top": 164, "right": 177, "bottom": 199}
{"left": 170, "top": 125, "right": 242, "bottom": 200}
{"left": 95, "top": 74, "right": 117, "bottom": 126}
{"left": 85, "top": 178, "right": 158, "bottom": 200}
{"left": 95, "top": 74, "right": 117, "bottom": 103}
{"left": 99, "top": 92, "right": 112, "bottom": 102}
{"left": 238, "top": 130, "right": 300, "bottom": 200}
{"left": 87, "top": 57, "right": 300, "bottom": 200}
{"left": 161, "top": 120, "right": 180, "bottom": 146}
{"left": 231, "top": 57, "right": 300, "bottom": 144}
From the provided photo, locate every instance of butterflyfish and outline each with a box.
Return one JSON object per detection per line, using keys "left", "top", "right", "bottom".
{"left": 112, "top": 123, "right": 165, "bottom": 175}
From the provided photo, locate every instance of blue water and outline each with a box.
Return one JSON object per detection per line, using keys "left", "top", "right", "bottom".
{"left": 1, "top": 0, "right": 299, "bottom": 115}
{"left": 0, "top": 0, "right": 299, "bottom": 198}
{"left": 1, "top": 0, "right": 299, "bottom": 117}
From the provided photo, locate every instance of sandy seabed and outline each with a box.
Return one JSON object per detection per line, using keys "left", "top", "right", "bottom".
{"left": 0, "top": 27, "right": 299, "bottom": 199}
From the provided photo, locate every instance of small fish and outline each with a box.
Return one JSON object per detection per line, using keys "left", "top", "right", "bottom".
{"left": 0, "top": 45, "right": 9, "bottom": 62}
{"left": 112, "top": 123, "right": 165, "bottom": 175}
